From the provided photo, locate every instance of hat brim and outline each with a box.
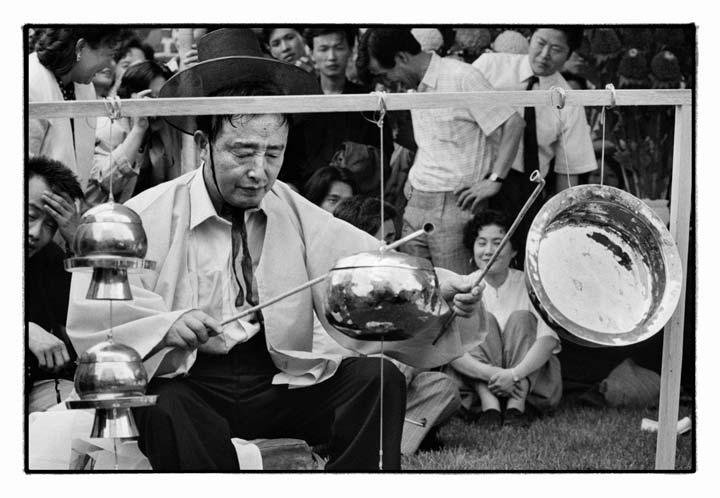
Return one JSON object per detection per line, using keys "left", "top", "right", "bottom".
{"left": 159, "top": 56, "right": 320, "bottom": 135}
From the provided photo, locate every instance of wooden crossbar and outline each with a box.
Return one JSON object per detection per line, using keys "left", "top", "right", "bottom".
{"left": 28, "top": 89, "right": 691, "bottom": 119}
{"left": 26, "top": 88, "right": 694, "bottom": 470}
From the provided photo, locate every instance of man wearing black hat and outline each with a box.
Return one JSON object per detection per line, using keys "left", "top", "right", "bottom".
{"left": 67, "top": 28, "right": 483, "bottom": 471}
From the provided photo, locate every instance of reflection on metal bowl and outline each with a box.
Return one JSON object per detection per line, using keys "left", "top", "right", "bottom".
{"left": 525, "top": 185, "right": 682, "bottom": 347}
{"left": 325, "top": 250, "right": 449, "bottom": 341}
{"left": 74, "top": 341, "right": 148, "bottom": 400}
{"left": 73, "top": 202, "right": 148, "bottom": 259}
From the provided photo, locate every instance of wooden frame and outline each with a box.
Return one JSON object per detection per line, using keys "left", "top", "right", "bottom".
{"left": 28, "top": 88, "right": 693, "bottom": 470}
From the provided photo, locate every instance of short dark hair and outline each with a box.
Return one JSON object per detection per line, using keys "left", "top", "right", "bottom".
{"left": 195, "top": 82, "right": 290, "bottom": 144}
{"left": 301, "top": 166, "right": 357, "bottom": 207}
{"left": 333, "top": 195, "right": 396, "bottom": 235}
{"left": 356, "top": 28, "right": 421, "bottom": 81}
{"left": 532, "top": 26, "right": 585, "bottom": 54}
{"left": 33, "top": 27, "right": 134, "bottom": 76}
{"left": 462, "top": 209, "right": 520, "bottom": 254}
{"left": 114, "top": 36, "right": 155, "bottom": 63}
{"left": 27, "top": 156, "right": 83, "bottom": 201}
{"left": 304, "top": 27, "right": 358, "bottom": 50}
{"left": 116, "top": 60, "right": 172, "bottom": 99}
{"left": 259, "top": 27, "right": 305, "bottom": 47}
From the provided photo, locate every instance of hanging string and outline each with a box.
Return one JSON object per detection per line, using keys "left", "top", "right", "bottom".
{"left": 102, "top": 96, "right": 123, "bottom": 203}
{"left": 362, "top": 92, "right": 389, "bottom": 470}
{"left": 599, "top": 84, "right": 618, "bottom": 187}
{"left": 378, "top": 338, "right": 384, "bottom": 471}
{"left": 365, "top": 91, "right": 388, "bottom": 245}
{"left": 550, "top": 86, "right": 573, "bottom": 189}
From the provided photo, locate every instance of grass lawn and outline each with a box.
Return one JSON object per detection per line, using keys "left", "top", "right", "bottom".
{"left": 401, "top": 399, "right": 694, "bottom": 471}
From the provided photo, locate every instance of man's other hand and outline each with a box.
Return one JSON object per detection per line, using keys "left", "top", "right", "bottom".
{"left": 28, "top": 322, "right": 71, "bottom": 372}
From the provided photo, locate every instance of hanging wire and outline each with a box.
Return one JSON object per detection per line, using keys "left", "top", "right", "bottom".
{"left": 378, "top": 338, "right": 384, "bottom": 471}
{"left": 102, "top": 96, "right": 123, "bottom": 203}
{"left": 365, "top": 91, "right": 388, "bottom": 246}
{"left": 366, "top": 91, "right": 389, "bottom": 471}
{"left": 550, "top": 87, "right": 573, "bottom": 189}
{"left": 101, "top": 96, "right": 122, "bottom": 345}
{"left": 599, "top": 84, "right": 618, "bottom": 187}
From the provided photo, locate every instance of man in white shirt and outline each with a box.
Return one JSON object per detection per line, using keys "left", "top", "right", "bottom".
{"left": 67, "top": 28, "right": 483, "bottom": 472}
{"left": 473, "top": 27, "right": 597, "bottom": 265}
{"left": 356, "top": 28, "right": 524, "bottom": 275}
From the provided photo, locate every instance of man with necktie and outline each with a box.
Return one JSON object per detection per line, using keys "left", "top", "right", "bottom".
{"left": 473, "top": 27, "right": 597, "bottom": 267}
{"left": 67, "top": 28, "right": 484, "bottom": 472}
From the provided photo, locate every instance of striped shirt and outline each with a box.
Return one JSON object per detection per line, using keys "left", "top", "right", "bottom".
{"left": 408, "top": 53, "right": 517, "bottom": 192}
{"left": 473, "top": 52, "right": 596, "bottom": 177}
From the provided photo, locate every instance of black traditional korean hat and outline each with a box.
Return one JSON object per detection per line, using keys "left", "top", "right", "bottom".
{"left": 159, "top": 28, "right": 320, "bottom": 134}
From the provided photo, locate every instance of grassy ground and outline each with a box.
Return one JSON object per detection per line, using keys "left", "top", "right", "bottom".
{"left": 401, "top": 399, "right": 694, "bottom": 471}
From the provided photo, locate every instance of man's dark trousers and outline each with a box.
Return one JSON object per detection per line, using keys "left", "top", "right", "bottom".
{"left": 133, "top": 332, "right": 407, "bottom": 471}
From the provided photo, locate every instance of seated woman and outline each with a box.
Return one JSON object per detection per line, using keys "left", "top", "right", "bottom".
{"left": 447, "top": 209, "right": 562, "bottom": 427}
{"left": 86, "top": 60, "right": 180, "bottom": 206}
{"left": 300, "top": 166, "right": 357, "bottom": 213}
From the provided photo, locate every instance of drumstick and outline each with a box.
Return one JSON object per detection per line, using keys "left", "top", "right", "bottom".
{"left": 219, "top": 223, "right": 435, "bottom": 326}
{"left": 431, "top": 170, "right": 545, "bottom": 345}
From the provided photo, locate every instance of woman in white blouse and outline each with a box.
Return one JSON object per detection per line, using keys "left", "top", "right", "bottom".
{"left": 447, "top": 209, "right": 562, "bottom": 427}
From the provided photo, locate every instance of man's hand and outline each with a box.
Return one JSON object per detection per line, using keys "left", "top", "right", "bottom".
{"left": 161, "top": 310, "right": 222, "bottom": 350}
{"left": 28, "top": 322, "right": 71, "bottom": 372}
{"left": 439, "top": 272, "right": 484, "bottom": 318}
{"left": 488, "top": 368, "right": 517, "bottom": 397}
{"left": 41, "top": 190, "right": 80, "bottom": 250}
{"left": 454, "top": 180, "right": 502, "bottom": 213}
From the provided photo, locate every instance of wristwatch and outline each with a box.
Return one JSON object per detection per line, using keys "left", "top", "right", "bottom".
{"left": 487, "top": 172, "right": 504, "bottom": 183}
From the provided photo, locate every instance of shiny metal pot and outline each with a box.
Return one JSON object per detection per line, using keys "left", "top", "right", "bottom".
{"left": 74, "top": 341, "right": 148, "bottom": 400}
{"left": 325, "top": 250, "right": 449, "bottom": 341}
{"left": 525, "top": 185, "right": 682, "bottom": 347}
{"left": 73, "top": 202, "right": 148, "bottom": 259}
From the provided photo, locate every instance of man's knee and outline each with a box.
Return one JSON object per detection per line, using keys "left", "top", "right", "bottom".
{"left": 344, "top": 357, "right": 407, "bottom": 400}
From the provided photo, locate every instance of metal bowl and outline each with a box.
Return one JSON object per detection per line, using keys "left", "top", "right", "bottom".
{"left": 74, "top": 341, "right": 148, "bottom": 400}
{"left": 525, "top": 185, "right": 682, "bottom": 347}
{"left": 324, "top": 250, "right": 448, "bottom": 341}
{"left": 73, "top": 202, "right": 148, "bottom": 259}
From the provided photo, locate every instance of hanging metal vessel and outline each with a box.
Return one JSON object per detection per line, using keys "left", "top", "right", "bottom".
{"left": 325, "top": 250, "right": 450, "bottom": 341}
{"left": 67, "top": 341, "right": 156, "bottom": 439}
{"left": 73, "top": 341, "right": 148, "bottom": 400}
{"left": 65, "top": 202, "right": 155, "bottom": 300}
{"left": 525, "top": 184, "right": 682, "bottom": 347}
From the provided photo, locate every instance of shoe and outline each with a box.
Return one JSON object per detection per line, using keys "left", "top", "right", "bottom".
{"left": 503, "top": 407, "right": 530, "bottom": 428}
{"left": 474, "top": 409, "right": 502, "bottom": 429}
{"left": 418, "top": 426, "right": 444, "bottom": 452}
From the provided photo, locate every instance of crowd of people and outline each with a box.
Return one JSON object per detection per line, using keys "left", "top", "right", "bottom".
{"left": 26, "top": 25, "right": 682, "bottom": 471}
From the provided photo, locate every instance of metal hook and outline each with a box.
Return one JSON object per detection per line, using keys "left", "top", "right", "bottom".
{"left": 371, "top": 90, "right": 388, "bottom": 128}
{"left": 550, "top": 86, "right": 566, "bottom": 110}
{"left": 605, "top": 83, "right": 617, "bottom": 108}
{"left": 103, "top": 95, "right": 122, "bottom": 121}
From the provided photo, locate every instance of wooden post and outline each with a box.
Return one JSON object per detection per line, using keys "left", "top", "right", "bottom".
{"left": 176, "top": 28, "right": 197, "bottom": 174}
{"left": 655, "top": 104, "right": 693, "bottom": 469}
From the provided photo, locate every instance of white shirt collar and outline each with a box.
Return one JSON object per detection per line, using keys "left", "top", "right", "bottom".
{"left": 189, "top": 165, "right": 266, "bottom": 229}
